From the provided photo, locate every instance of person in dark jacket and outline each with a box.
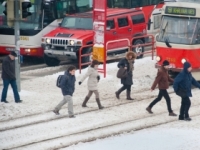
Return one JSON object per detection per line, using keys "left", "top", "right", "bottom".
{"left": 1, "top": 51, "right": 22, "bottom": 103}
{"left": 173, "top": 61, "right": 200, "bottom": 121}
{"left": 115, "top": 51, "right": 136, "bottom": 100}
{"left": 146, "top": 60, "right": 177, "bottom": 116}
{"left": 53, "top": 65, "right": 76, "bottom": 118}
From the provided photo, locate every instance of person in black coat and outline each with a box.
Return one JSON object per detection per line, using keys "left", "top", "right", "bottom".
{"left": 53, "top": 65, "right": 76, "bottom": 118}
{"left": 1, "top": 51, "right": 22, "bottom": 103}
{"left": 115, "top": 51, "right": 136, "bottom": 100}
{"left": 173, "top": 61, "right": 200, "bottom": 121}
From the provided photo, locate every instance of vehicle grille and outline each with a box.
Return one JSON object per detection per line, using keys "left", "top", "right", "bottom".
{"left": 50, "top": 39, "right": 68, "bottom": 45}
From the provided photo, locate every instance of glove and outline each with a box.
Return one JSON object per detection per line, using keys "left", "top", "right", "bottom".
{"left": 97, "top": 76, "right": 100, "bottom": 81}
{"left": 78, "top": 82, "right": 82, "bottom": 85}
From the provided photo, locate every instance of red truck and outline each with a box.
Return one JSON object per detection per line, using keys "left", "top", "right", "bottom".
{"left": 42, "top": 8, "right": 147, "bottom": 66}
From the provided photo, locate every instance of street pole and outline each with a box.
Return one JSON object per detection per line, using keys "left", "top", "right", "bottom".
{"left": 14, "top": 0, "right": 21, "bottom": 92}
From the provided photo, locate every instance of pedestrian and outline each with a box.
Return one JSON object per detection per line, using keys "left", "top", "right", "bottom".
{"left": 79, "top": 60, "right": 104, "bottom": 109}
{"left": 146, "top": 60, "right": 177, "bottom": 116}
{"left": 53, "top": 65, "right": 76, "bottom": 118}
{"left": 115, "top": 51, "right": 136, "bottom": 100}
{"left": 1, "top": 51, "right": 22, "bottom": 103}
{"left": 173, "top": 61, "right": 200, "bottom": 121}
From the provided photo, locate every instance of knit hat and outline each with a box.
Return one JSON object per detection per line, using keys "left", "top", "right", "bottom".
{"left": 162, "top": 60, "right": 170, "bottom": 66}
{"left": 10, "top": 51, "right": 17, "bottom": 57}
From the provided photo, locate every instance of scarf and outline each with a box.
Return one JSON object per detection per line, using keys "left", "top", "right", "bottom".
{"left": 128, "top": 59, "right": 134, "bottom": 72}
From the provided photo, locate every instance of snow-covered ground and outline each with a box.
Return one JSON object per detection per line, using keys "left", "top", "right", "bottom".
{"left": 62, "top": 117, "right": 200, "bottom": 150}
{"left": 0, "top": 56, "right": 200, "bottom": 150}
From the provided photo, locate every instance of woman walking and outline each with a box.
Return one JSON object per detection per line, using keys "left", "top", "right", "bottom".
{"left": 146, "top": 60, "right": 177, "bottom": 116}
{"left": 173, "top": 61, "right": 200, "bottom": 121}
{"left": 115, "top": 51, "right": 136, "bottom": 100}
{"left": 79, "top": 60, "right": 104, "bottom": 109}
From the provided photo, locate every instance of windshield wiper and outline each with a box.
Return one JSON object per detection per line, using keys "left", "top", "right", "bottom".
{"left": 165, "top": 37, "right": 172, "bottom": 48}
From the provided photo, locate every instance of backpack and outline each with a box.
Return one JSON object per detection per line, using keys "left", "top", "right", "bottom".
{"left": 56, "top": 75, "right": 64, "bottom": 88}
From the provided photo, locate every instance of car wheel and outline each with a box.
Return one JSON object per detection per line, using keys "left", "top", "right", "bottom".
{"left": 44, "top": 54, "right": 60, "bottom": 66}
{"left": 133, "top": 39, "right": 144, "bottom": 59}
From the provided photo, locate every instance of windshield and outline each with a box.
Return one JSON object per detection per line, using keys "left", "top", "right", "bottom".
{"left": 157, "top": 16, "right": 200, "bottom": 45}
{"left": 0, "top": 0, "right": 93, "bottom": 31}
{"left": 61, "top": 16, "right": 92, "bottom": 30}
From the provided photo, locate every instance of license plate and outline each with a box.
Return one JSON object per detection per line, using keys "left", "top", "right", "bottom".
{"left": 53, "top": 51, "right": 64, "bottom": 55}
{"left": 6, "top": 47, "right": 15, "bottom": 51}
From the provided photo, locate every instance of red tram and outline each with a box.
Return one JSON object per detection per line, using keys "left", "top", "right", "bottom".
{"left": 155, "top": 1, "right": 200, "bottom": 80}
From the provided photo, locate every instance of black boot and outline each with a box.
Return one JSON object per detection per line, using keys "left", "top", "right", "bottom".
{"left": 96, "top": 98, "right": 104, "bottom": 109}
{"left": 179, "top": 115, "right": 184, "bottom": 120}
{"left": 126, "top": 91, "right": 134, "bottom": 100}
{"left": 115, "top": 87, "right": 126, "bottom": 99}
{"left": 82, "top": 96, "right": 90, "bottom": 107}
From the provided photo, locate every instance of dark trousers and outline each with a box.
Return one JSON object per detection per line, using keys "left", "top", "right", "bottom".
{"left": 120, "top": 84, "right": 131, "bottom": 92}
{"left": 180, "top": 96, "right": 191, "bottom": 118}
{"left": 1, "top": 79, "right": 20, "bottom": 102}
{"left": 149, "top": 89, "right": 173, "bottom": 113}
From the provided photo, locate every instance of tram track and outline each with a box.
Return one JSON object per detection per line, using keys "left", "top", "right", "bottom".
{"left": 2, "top": 93, "right": 200, "bottom": 150}
{"left": 1, "top": 88, "right": 200, "bottom": 150}
{"left": 0, "top": 87, "right": 154, "bottom": 131}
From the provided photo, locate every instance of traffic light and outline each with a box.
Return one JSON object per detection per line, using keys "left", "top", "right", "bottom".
{"left": 20, "top": 0, "right": 32, "bottom": 19}
{"left": 3, "top": 0, "right": 14, "bottom": 27}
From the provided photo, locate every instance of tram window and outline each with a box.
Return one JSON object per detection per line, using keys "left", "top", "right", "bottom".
{"left": 107, "top": 19, "right": 115, "bottom": 29}
{"left": 131, "top": 14, "right": 145, "bottom": 24}
{"left": 118, "top": 17, "right": 129, "bottom": 27}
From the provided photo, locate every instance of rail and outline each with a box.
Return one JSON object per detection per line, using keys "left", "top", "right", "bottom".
{"left": 79, "top": 44, "right": 93, "bottom": 74}
{"left": 130, "top": 35, "right": 155, "bottom": 60}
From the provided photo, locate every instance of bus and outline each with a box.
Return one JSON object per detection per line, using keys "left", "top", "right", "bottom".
{"left": 155, "top": 0, "right": 200, "bottom": 80}
{"left": 0, "top": 0, "right": 166, "bottom": 58}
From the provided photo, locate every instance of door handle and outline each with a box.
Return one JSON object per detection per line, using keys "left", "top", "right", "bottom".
{"left": 113, "top": 31, "right": 117, "bottom": 34}
{"left": 128, "top": 28, "right": 132, "bottom": 31}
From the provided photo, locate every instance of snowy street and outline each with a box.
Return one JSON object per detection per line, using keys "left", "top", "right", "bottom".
{"left": 0, "top": 57, "right": 200, "bottom": 150}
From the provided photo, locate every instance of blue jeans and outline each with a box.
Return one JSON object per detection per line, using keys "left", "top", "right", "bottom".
{"left": 1, "top": 79, "right": 20, "bottom": 102}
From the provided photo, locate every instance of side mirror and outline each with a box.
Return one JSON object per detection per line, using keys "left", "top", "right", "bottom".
{"left": 155, "top": 33, "right": 159, "bottom": 41}
{"left": 106, "top": 26, "right": 111, "bottom": 31}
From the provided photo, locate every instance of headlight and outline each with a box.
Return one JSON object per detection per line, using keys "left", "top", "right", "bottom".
{"left": 25, "top": 49, "right": 30, "bottom": 52}
{"left": 70, "top": 40, "right": 75, "bottom": 45}
{"left": 181, "top": 58, "right": 187, "bottom": 64}
{"left": 156, "top": 56, "right": 161, "bottom": 62}
{"left": 46, "top": 38, "right": 51, "bottom": 44}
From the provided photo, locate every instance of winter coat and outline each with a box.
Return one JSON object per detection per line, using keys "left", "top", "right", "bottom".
{"left": 151, "top": 66, "right": 173, "bottom": 90}
{"left": 60, "top": 71, "right": 76, "bottom": 96}
{"left": 1, "top": 56, "right": 16, "bottom": 80}
{"left": 173, "top": 62, "right": 200, "bottom": 97}
{"left": 80, "top": 66, "right": 99, "bottom": 91}
{"left": 117, "top": 51, "right": 136, "bottom": 85}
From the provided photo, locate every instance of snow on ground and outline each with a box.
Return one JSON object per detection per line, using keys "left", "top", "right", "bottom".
{"left": 0, "top": 57, "right": 157, "bottom": 121}
{"left": 0, "top": 56, "right": 200, "bottom": 150}
{"left": 62, "top": 116, "right": 200, "bottom": 150}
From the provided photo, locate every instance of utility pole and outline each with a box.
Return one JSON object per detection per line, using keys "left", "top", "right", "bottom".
{"left": 14, "top": 0, "right": 21, "bottom": 92}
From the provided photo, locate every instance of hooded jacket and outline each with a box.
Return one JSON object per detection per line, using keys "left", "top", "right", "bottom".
{"left": 173, "top": 62, "right": 200, "bottom": 97}
{"left": 151, "top": 66, "right": 173, "bottom": 90}
{"left": 117, "top": 51, "right": 136, "bottom": 85}
{"left": 60, "top": 71, "right": 76, "bottom": 96}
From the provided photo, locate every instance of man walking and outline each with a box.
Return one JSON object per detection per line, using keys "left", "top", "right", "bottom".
{"left": 146, "top": 60, "right": 177, "bottom": 116}
{"left": 53, "top": 65, "right": 76, "bottom": 118}
{"left": 173, "top": 61, "right": 200, "bottom": 121}
{"left": 1, "top": 51, "right": 22, "bottom": 103}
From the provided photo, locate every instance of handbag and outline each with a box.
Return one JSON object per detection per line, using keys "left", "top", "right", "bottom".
{"left": 117, "top": 67, "right": 128, "bottom": 78}
{"left": 176, "top": 88, "right": 187, "bottom": 98}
